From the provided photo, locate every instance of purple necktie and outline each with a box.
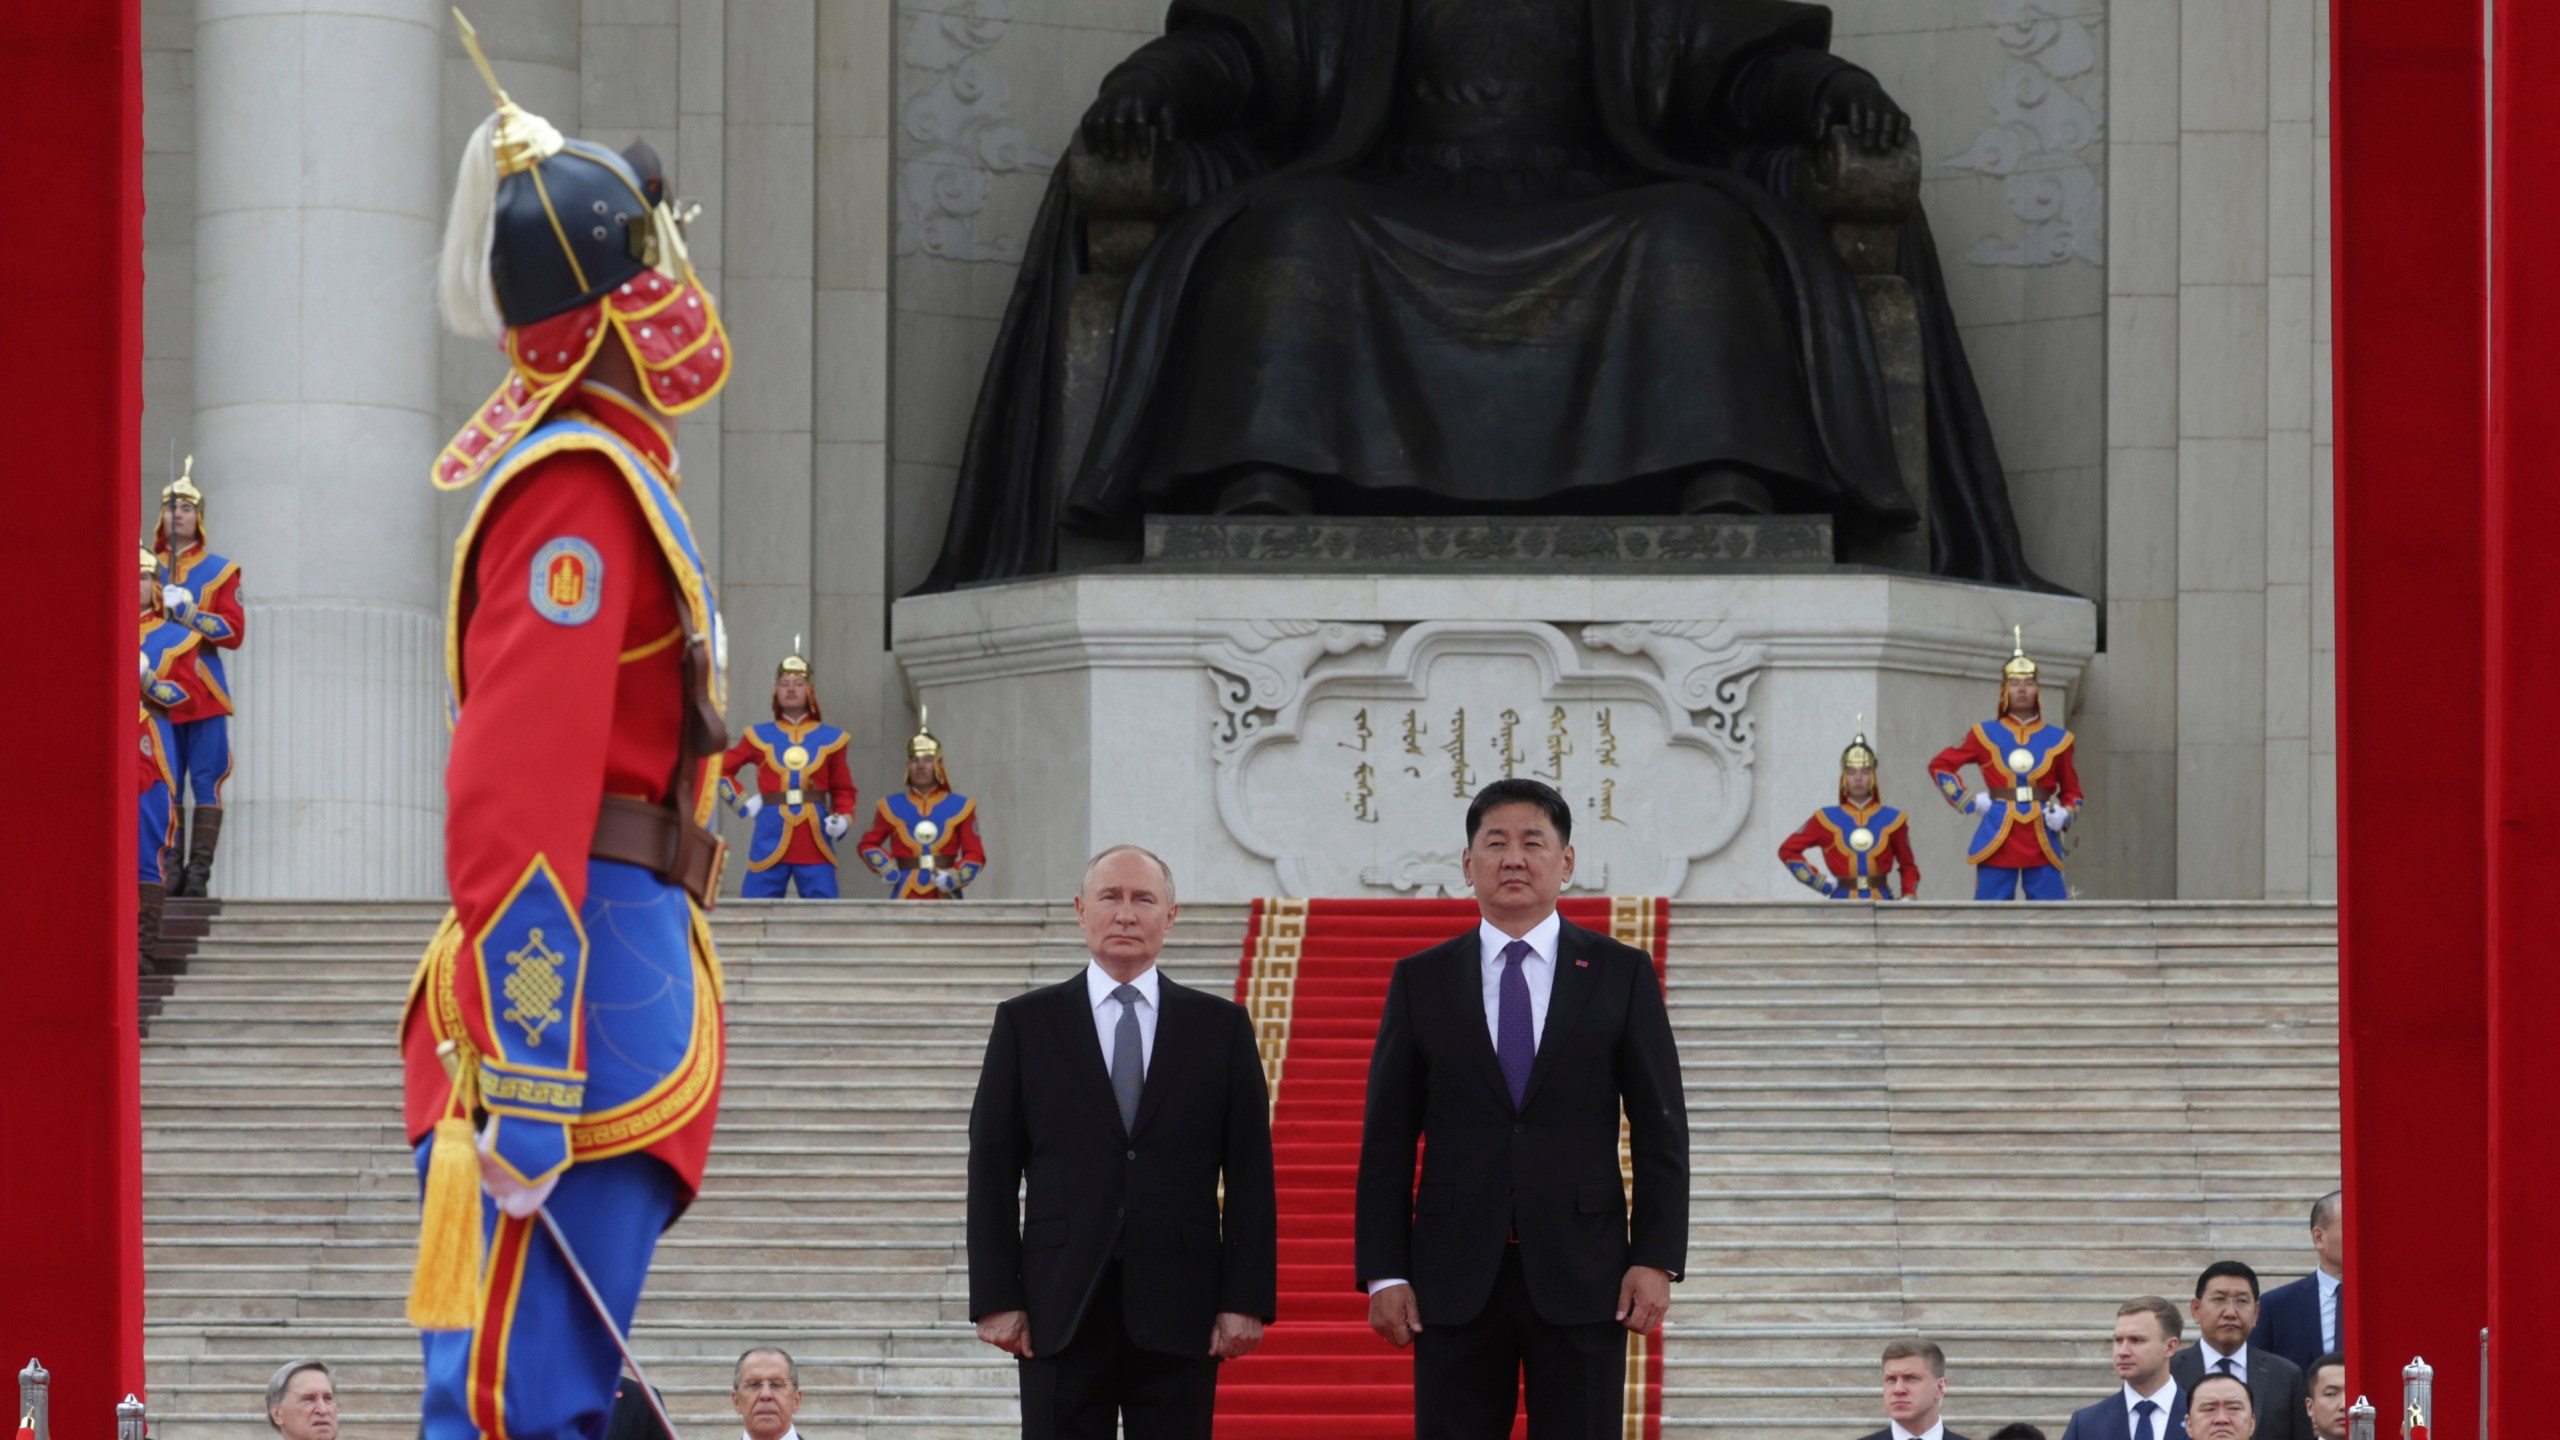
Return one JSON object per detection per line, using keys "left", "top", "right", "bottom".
{"left": 1498, "top": 939, "right": 1535, "bottom": 1109}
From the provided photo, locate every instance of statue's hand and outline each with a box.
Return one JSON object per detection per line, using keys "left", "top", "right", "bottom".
{"left": 1083, "top": 70, "right": 1181, "bottom": 161}
{"left": 1816, "top": 70, "right": 1911, "bottom": 153}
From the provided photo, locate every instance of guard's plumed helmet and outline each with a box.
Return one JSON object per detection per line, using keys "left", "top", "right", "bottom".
{"left": 432, "top": 9, "right": 731, "bottom": 491}
{"left": 907, "top": 708, "right": 950, "bottom": 790}
{"left": 139, "top": 546, "right": 159, "bottom": 578}
{"left": 1999, "top": 626, "right": 2041, "bottom": 717}
{"left": 1838, "top": 715, "right": 1878, "bottom": 803}
{"left": 155, "top": 454, "right": 206, "bottom": 554}
{"left": 772, "top": 634, "right": 820, "bottom": 721}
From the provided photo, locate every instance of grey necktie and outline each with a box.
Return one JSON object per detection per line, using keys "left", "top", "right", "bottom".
{"left": 1111, "top": 983, "right": 1144, "bottom": 1132}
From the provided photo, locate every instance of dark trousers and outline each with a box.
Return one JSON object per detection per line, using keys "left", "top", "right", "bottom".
{"left": 1018, "top": 1262, "right": 1219, "bottom": 1440}
{"left": 1413, "top": 1245, "right": 1626, "bottom": 1440}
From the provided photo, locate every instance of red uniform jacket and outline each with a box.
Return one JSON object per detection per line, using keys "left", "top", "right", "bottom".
{"left": 857, "top": 788, "right": 986, "bottom": 898}
{"left": 153, "top": 538, "right": 245, "bottom": 724}
{"left": 720, "top": 718, "right": 858, "bottom": 868}
{"left": 400, "top": 385, "right": 725, "bottom": 1197}
{"left": 1927, "top": 716, "right": 2084, "bottom": 869}
{"left": 1778, "top": 802, "right": 1919, "bottom": 898}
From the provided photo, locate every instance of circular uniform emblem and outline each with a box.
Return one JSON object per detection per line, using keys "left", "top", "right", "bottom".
{"left": 528, "top": 537, "right": 605, "bottom": 626}
{"left": 2005, "top": 747, "right": 2036, "bottom": 774}
{"left": 914, "top": 819, "right": 942, "bottom": 845}
{"left": 1848, "top": 827, "right": 1876, "bottom": 853}
{"left": 781, "top": 744, "right": 811, "bottom": 771}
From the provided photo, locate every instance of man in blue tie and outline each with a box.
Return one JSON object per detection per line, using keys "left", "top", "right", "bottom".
{"left": 2250, "top": 1192, "right": 2344, "bottom": 1376}
{"left": 2057, "top": 1297, "right": 2186, "bottom": 1440}
{"left": 1355, "top": 778, "right": 1691, "bottom": 1438}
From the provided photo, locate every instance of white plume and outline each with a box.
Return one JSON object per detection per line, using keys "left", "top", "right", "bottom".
{"left": 437, "top": 114, "right": 505, "bottom": 339}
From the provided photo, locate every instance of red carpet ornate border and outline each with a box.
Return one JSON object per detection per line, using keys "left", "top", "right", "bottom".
{"left": 1224, "top": 897, "right": 1671, "bottom": 1439}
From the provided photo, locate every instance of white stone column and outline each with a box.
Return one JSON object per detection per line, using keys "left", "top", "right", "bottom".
{"left": 194, "top": 0, "right": 446, "bottom": 897}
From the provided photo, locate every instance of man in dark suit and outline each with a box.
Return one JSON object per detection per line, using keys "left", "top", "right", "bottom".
{"left": 1855, "top": 1338, "right": 1973, "bottom": 1440}
{"left": 2056, "top": 1298, "right": 2187, "bottom": 1440}
{"left": 2174, "top": 1262, "right": 2310, "bottom": 1440}
{"left": 1355, "top": 778, "right": 1690, "bottom": 1438}
{"left": 966, "top": 844, "right": 1279, "bottom": 1439}
{"left": 2251, "top": 1191, "right": 2344, "bottom": 1376}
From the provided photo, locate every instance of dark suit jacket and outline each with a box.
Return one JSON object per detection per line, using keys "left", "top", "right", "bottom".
{"left": 2172, "top": 1345, "right": 2310, "bottom": 1440}
{"left": 2250, "top": 1274, "right": 2331, "bottom": 1377}
{"left": 1856, "top": 1427, "right": 1975, "bottom": 1440}
{"left": 1353, "top": 917, "right": 1689, "bottom": 1327}
{"left": 966, "top": 969, "right": 1279, "bottom": 1359}
{"left": 2058, "top": 1389, "right": 2186, "bottom": 1440}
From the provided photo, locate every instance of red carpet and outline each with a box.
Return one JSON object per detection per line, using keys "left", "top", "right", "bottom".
{"left": 1219, "top": 897, "right": 1670, "bottom": 1439}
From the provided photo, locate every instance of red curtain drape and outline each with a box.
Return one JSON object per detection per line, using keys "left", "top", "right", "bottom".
{"left": 0, "top": 0, "right": 147, "bottom": 1422}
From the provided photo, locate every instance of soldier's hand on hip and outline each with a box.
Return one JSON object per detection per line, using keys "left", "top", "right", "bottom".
{"left": 740, "top": 792, "right": 764, "bottom": 818}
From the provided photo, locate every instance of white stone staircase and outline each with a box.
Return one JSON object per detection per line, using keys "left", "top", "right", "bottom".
{"left": 138, "top": 900, "right": 2335, "bottom": 1439}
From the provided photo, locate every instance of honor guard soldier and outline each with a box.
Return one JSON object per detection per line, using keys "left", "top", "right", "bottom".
{"left": 139, "top": 547, "right": 191, "bottom": 966}
{"left": 858, "top": 710, "right": 985, "bottom": 898}
{"left": 398, "top": 22, "right": 735, "bottom": 1440}
{"left": 152, "top": 455, "right": 247, "bottom": 897}
{"left": 1779, "top": 718, "right": 1919, "bottom": 900}
{"left": 719, "top": 638, "right": 858, "bottom": 898}
{"left": 1928, "top": 629, "right": 2083, "bottom": 901}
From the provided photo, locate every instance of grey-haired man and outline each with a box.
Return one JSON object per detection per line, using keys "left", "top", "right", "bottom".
{"left": 265, "top": 1361, "right": 336, "bottom": 1440}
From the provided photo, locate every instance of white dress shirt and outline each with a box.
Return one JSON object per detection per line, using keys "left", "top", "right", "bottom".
{"left": 1368, "top": 911, "right": 1565, "bottom": 1299}
{"left": 2195, "top": 1340, "right": 2249, "bottom": 1383}
{"left": 1477, "top": 910, "right": 1563, "bottom": 1050}
{"left": 743, "top": 1429, "right": 801, "bottom": 1440}
{"left": 1085, "top": 958, "right": 1160, "bottom": 1079}
{"left": 2317, "top": 1268, "right": 2342, "bottom": 1353}
{"left": 1891, "top": 1419, "right": 1945, "bottom": 1440}
{"left": 2123, "top": 1377, "right": 2180, "bottom": 1439}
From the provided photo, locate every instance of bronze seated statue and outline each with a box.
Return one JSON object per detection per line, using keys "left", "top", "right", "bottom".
{"left": 919, "top": 0, "right": 2056, "bottom": 592}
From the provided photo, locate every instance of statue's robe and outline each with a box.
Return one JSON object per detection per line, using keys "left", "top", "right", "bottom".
{"left": 920, "top": 0, "right": 2056, "bottom": 592}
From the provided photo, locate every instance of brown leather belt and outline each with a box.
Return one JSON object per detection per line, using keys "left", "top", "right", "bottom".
{"left": 1988, "top": 784, "right": 2054, "bottom": 805}
{"left": 592, "top": 794, "right": 725, "bottom": 906}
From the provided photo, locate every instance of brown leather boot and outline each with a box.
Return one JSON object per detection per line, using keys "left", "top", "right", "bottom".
{"left": 178, "top": 805, "right": 224, "bottom": 898}
{"left": 139, "top": 881, "right": 167, "bottom": 971}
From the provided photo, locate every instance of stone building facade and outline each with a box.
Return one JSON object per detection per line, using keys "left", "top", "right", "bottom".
{"left": 139, "top": 0, "right": 2334, "bottom": 900}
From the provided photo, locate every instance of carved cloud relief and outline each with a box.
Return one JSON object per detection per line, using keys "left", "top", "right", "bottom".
{"left": 1945, "top": 0, "right": 2106, "bottom": 267}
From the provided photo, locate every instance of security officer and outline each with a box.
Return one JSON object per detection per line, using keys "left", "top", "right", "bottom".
{"left": 1927, "top": 629, "right": 2084, "bottom": 901}
{"left": 858, "top": 710, "right": 985, "bottom": 898}
{"left": 719, "top": 639, "right": 858, "bottom": 898}
{"left": 1778, "top": 718, "right": 1918, "bottom": 900}
{"left": 398, "top": 23, "right": 736, "bottom": 1440}
{"left": 153, "top": 455, "right": 247, "bottom": 896}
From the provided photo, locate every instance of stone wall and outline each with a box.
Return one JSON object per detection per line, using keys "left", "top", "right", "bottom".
{"left": 136, "top": 0, "right": 2333, "bottom": 899}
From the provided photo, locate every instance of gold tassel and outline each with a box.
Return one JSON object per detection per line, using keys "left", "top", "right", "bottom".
{"left": 407, "top": 1115, "right": 484, "bottom": 1328}
{"left": 407, "top": 1037, "right": 484, "bottom": 1330}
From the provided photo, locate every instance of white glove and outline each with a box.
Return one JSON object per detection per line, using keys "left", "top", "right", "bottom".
{"left": 2043, "top": 800, "right": 2073, "bottom": 830}
{"left": 139, "top": 650, "right": 151, "bottom": 680}
{"left": 161, "top": 584, "right": 194, "bottom": 616}
{"left": 1965, "top": 791, "right": 1993, "bottom": 815}
{"left": 823, "top": 813, "right": 851, "bottom": 840}
{"left": 476, "top": 1131, "right": 561, "bottom": 1219}
{"left": 740, "top": 792, "right": 764, "bottom": 818}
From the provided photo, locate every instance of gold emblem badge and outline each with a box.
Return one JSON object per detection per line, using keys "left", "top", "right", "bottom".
{"left": 1848, "top": 827, "right": 1875, "bottom": 852}
{"left": 915, "top": 818, "right": 942, "bottom": 872}
{"left": 781, "top": 744, "right": 810, "bottom": 771}
{"left": 2005, "top": 747, "right": 2035, "bottom": 774}
{"left": 500, "top": 926, "right": 568, "bottom": 1049}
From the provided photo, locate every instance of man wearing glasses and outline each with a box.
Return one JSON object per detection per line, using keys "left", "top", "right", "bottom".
{"left": 732, "top": 1349, "right": 806, "bottom": 1440}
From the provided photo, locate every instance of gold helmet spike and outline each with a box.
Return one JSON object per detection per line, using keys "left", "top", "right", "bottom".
{"left": 454, "top": 9, "right": 564, "bottom": 176}
{"left": 1841, "top": 712, "right": 1878, "bottom": 771}
{"left": 908, "top": 705, "right": 942, "bottom": 760}
{"left": 777, "top": 632, "right": 811, "bottom": 678}
{"left": 2002, "top": 625, "right": 2039, "bottom": 682}
{"left": 162, "top": 454, "right": 203, "bottom": 508}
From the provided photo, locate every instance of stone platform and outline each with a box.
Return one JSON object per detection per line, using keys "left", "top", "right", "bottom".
{"left": 1142, "top": 514, "right": 1835, "bottom": 568}
{"left": 892, "top": 569, "right": 2094, "bottom": 901}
